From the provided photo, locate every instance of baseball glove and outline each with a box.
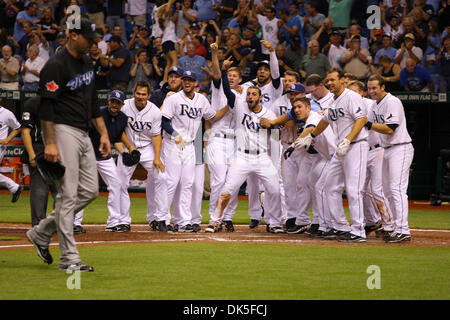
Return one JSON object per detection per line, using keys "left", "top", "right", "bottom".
{"left": 122, "top": 150, "right": 141, "bottom": 167}
{"left": 283, "top": 146, "right": 295, "bottom": 160}
{"left": 35, "top": 152, "right": 66, "bottom": 186}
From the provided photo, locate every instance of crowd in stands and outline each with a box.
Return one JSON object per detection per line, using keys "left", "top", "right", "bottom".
{"left": 0, "top": 0, "right": 449, "bottom": 93}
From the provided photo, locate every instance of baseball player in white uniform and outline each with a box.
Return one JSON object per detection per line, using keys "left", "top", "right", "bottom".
{"left": 366, "top": 74, "right": 414, "bottom": 243}
{"left": 204, "top": 45, "right": 243, "bottom": 232}
{"left": 295, "top": 68, "right": 369, "bottom": 242}
{"left": 347, "top": 81, "right": 394, "bottom": 237}
{"left": 208, "top": 68, "right": 284, "bottom": 234}
{"left": 243, "top": 40, "right": 284, "bottom": 228}
{"left": 116, "top": 81, "right": 167, "bottom": 231}
{"left": 161, "top": 70, "right": 229, "bottom": 232}
{"left": 304, "top": 74, "right": 335, "bottom": 112}
{"left": 0, "top": 103, "right": 22, "bottom": 202}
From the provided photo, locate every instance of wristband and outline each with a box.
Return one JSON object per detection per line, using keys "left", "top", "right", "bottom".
{"left": 365, "top": 121, "right": 373, "bottom": 130}
{"left": 310, "top": 132, "right": 316, "bottom": 138}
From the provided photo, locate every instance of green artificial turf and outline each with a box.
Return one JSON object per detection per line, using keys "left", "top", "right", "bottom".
{"left": 0, "top": 194, "right": 449, "bottom": 229}
{"left": 0, "top": 243, "right": 448, "bottom": 300}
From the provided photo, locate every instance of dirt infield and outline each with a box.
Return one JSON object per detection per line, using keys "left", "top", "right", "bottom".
{"left": 0, "top": 223, "right": 448, "bottom": 250}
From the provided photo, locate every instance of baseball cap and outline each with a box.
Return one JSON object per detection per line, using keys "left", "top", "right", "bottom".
{"left": 181, "top": 70, "right": 197, "bottom": 81}
{"left": 257, "top": 60, "right": 270, "bottom": 68}
{"left": 57, "top": 31, "right": 67, "bottom": 39}
{"left": 68, "top": 17, "right": 101, "bottom": 40}
{"left": 350, "top": 34, "right": 361, "bottom": 41}
{"left": 382, "top": 33, "right": 392, "bottom": 39}
{"left": 287, "top": 83, "right": 306, "bottom": 94}
{"left": 191, "top": 23, "right": 200, "bottom": 30}
{"left": 107, "top": 35, "right": 123, "bottom": 44}
{"left": 331, "top": 30, "right": 342, "bottom": 37}
{"left": 109, "top": 90, "right": 125, "bottom": 103}
{"left": 168, "top": 66, "right": 184, "bottom": 77}
{"left": 404, "top": 33, "right": 415, "bottom": 41}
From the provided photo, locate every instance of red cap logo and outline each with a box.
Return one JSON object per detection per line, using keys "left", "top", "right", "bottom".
{"left": 45, "top": 81, "right": 59, "bottom": 92}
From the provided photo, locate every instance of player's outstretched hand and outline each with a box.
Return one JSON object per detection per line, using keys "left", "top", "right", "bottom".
{"left": 293, "top": 133, "right": 314, "bottom": 150}
{"left": 336, "top": 138, "right": 351, "bottom": 157}
{"left": 153, "top": 157, "right": 165, "bottom": 173}
{"left": 260, "top": 117, "right": 272, "bottom": 129}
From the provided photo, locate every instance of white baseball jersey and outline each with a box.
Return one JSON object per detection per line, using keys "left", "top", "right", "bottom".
{"left": 273, "top": 94, "right": 298, "bottom": 144}
{"left": 0, "top": 106, "right": 20, "bottom": 159}
{"left": 307, "top": 91, "right": 334, "bottom": 110}
{"left": 370, "top": 93, "right": 411, "bottom": 148}
{"left": 364, "top": 97, "right": 382, "bottom": 148}
{"left": 323, "top": 88, "right": 368, "bottom": 143}
{"left": 122, "top": 98, "right": 162, "bottom": 152}
{"left": 305, "top": 111, "right": 336, "bottom": 160}
{"left": 210, "top": 81, "right": 245, "bottom": 134}
{"left": 231, "top": 100, "right": 277, "bottom": 156}
{"left": 162, "top": 90, "right": 216, "bottom": 143}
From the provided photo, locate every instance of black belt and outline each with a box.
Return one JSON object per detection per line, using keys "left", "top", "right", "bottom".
{"left": 213, "top": 133, "right": 235, "bottom": 139}
{"left": 385, "top": 142, "right": 411, "bottom": 149}
{"left": 307, "top": 147, "right": 318, "bottom": 154}
{"left": 350, "top": 139, "right": 367, "bottom": 145}
{"left": 1, "top": 81, "right": 18, "bottom": 83}
{"left": 238, "top": 148, "right": 266, "bottom": 155}
{"left": 369, "top": 144, "right": 380, "bottom": 151}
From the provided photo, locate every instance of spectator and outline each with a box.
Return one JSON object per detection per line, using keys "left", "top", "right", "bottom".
{"left": 425, "top": 19, "right": 443, "bottom": 91}
{"left": 95, "top": 28, "right": 108, "bottom": 54}
{"left": 85, "top": 0, "right": 105, "bottom": 29}
{"left": 158, "top": 0, "right": 179, "bottom": 81}
{"left": 289, "top": 2, "right": 304, "bottom": 27}
{"left": 17, "top": 20, "right": 33, "bottom": 59}
{"left": 407, "top": 7, "right": 430, "bottom": 51}
{"left": 254, "top": 6, "right": 279, "bottom": 58}
{"left": 341, "top": 34, "right": 371, "bottom": 81}
{"left": 382, "top": 14, "right": 404, "bottom": 47}
{"left": 126, "top": 0, "right": 148, "bottom": 27}
{"left": 325, "top": 30, "right": 345, "bottom": 70}
{"left": 29, "top": 31, "right": 49, "bottom": 63}
{"left": 2, "top": 0, "right": 24, "bottom": 35}
{"left": 128, "top": 25, "right": 150, "bottom": 52}
{"left": 437, "top": 0, "right": 450, "bottom": 32}
{"left": 394, "top": 33, "right": 424, "bottom": 68}
{"left": 223, "top": 32, "right": 249, "bottom": 68}
{"left": 412, "top": 0, "right": 435, "bottom": 22}
{"left": 275, "top": 0, "right": 292, "bottom": 15}
{"left": 399, "top": 16, "right": 426, "bottom": 51}
{"left": 102, "top": 35, "right": 132, "bottom": 91}
{"left": 112, "top": 24, "right": 128, "bottom": 48}
{"left": 0, "top": 44, "right": 20, "bottom": 90}
{"left": 328, "top": 0, "right": 354, "bottom": 30}
{"left": 178, "top": 41, "right": 209, "bottom": 88}
{"left": 21, "top": 44, "right": 44, "bottom": 91}
{"left": 89, "top": 42, "right": 109, "bottom": 90}
{"left": 278, "top": 8, "right": 305, "bottom": 48}
{"left": 106, "top": 0, "right": 126, "bottom": 37}
{"left": 344, "top": 23, "right": 369, "bottom": 50}
{"left": 129, "top": 48, "right": 152, "bottom": 91}
{"left": 400, "top": 57, "right": 434, "bottom": 91}
{"left": 54, "top": 31, "right": 68, "bottom": 55}
{"left": 299, "top": 39, "right": 330, "bottom": 79}
{"left": 310, "top": 17, "right": 335, "bottom": 51}
{"left": 370, "top": 54, "right": 402, "bottom": 92}
{"left": 303, "top": 1, "right": 325, "bottom": 41}
{"left": 193, "top": 35, "right": 207, "bottom": 58}
{"left": 13, "top": 2, "right": 38, "bottom": 42}
{"left": 194, "top": 0, "right": 218, "bottom": 22}
{"left": 275, "top": 43, "right": 295, "bottom": 75}
{"left": 437, "top": 34, "right": 450, "bottom": 91}
{"left": 36, "top": 7, "right": 60, "bottom": 55}
{"left": 375, "top": 33, "right": 397, "bottom": 65}
{"left": 212, "top": 0, "right": 236, "bottom": 28}
{"left": 369, "top": 29, "right": 385, "bottom": 58}
{"left": 150, "top": 37, "right": 166, "bottom": 88}
{"left": 176, "top": 0, "right": 198, "bottom": 40}
{"left": 285, "top": 34, "right": 305, "bottom": 72}
{"left": 241, "top": 25, "right": 263, "bottom": 61}
{"left": 102, "top": 24, "right": 112, "bottom": 42}
{"left": 383, "top": 0, "right": 407, "bottom": 22}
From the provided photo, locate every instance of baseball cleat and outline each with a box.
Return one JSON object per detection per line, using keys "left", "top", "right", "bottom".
{"left": 287, "top": 224, "right": 310, "bottom": 234}
{"left": 73, "top": 225, "right": 86, "bottom": 234}
{"left": 375, "top": 229, "right": 392, "bottom": 239}
{"left": 323, "top": 229, "right": 348, "bottom": 240}
{"left": 149, "top": 220, "right": 158, "bottom": 231}
{"left": 224, "top": 220, "right": 234, "bottom": 232}
{"left": 156, "top": 220, "right": 168, "bottom": 232}
{"left": 167, "top": 224, "right": 176, "bottom": 232}
{"left": 249, "top": 219, "right": 260, "bottom": 229}
{"left": 105, "top": 225, "right": 121, "bottom": 232}
{"left": 26, "top": 230, "right": 53, "bottom": 265}
{"left": 191, "top": 224, "right": 202, "bottom": 232}
{"left": 178, "top": 224, "right": 194, "bottom": 233}
{"left": 59, "top": 263, "right": 94, "bottom": 272}
{"left": 269, "top": 226, "right": 286, "bottom": 234}
{"left": 306, "top": 224, "right": 319, "bottom": 235}
{"left": 116, "top": 224, "right": 131, "bottom": 232}
{"left": 11, "top": 185, "right": 23, "bottom": 203}
{"left": 284, "top": 218, "right": 296, "bottom": 230}
{"left": 384, "top": 233, "right": 411, "bottom": 243}
{"left": 338, "top": 233, "right": 367, "bottom": 243}
{"left": 205, "top": 223, "right": 222, "bottom": 233}
{"left": 309, "top": 229, "right": 325, "bottom": 238}
{"left": 364, "top": 221, "right": 383, "bottom": 235}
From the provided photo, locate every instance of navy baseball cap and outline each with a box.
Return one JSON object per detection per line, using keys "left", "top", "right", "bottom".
{"left": 168, "top": 66, "right": 184, "bottom": 77}
{"left": 109, "top": 90, "right": 125, "bottom": 103}
{"left": 181, "top": 70, "right": 197, "bottom": 81}
{"left": 257, "top": 60, "right": 270, "bottom": 68}
{"left": 287, "top": 83, "right": 306, "bottom": 94}
{"left": 68, "top": 17, "right": 101, "bottom": 40}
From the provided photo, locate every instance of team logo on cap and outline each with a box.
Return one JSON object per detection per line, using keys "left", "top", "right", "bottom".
{"left": 290, "top": 84, "right": 296, "bottom": 90}
{"left": 115, "top": 92, "right": 120, "bottom": 98}
{"left": 91, "top": 24, "right": 96, "bottom": 31}
{"left": 45, "top": 81, "right": 59, "bottom": 92}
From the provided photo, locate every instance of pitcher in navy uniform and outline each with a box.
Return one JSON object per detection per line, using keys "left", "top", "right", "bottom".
{"left": 26, "top": 18, "right": 111, "bottom": 272}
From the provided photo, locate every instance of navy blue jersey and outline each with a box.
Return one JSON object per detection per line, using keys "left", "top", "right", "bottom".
{"left": 89, "top": 106, "right": 128, "bottom": 160}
